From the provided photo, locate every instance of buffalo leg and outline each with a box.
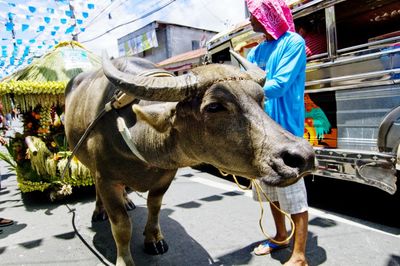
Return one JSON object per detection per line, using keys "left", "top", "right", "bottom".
{"left": 97, "top": 179, "right": 134, "bottom": 266}
{"left": 92, "top": 185, "right": 108, "bottom": 222}
{"left": 92, "top": 186, "right": 135, "bottom": 222}
{"left": 143, "top": 170, "right": 176, "bottom": 255}
{"left": 123, "top": 187, "right": 136, "bottom": 211}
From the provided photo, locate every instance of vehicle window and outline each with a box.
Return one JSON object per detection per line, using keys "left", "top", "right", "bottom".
{"left": 211, "top": 48, "right": 231, "bottom": 64}
{"left": 294, "top": 9, "right": 327, "bottom": 60}
{"left": 335, "top": 0, "right": 399, "bottom": 51}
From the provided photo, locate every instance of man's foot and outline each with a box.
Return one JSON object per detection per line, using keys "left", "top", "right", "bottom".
{"left": 0, "top": 218, "right": 14, "bottom": 227}
{"left": 253, "top": 239, "right": 289, "bottom": 256}
{"left": 283, "top": 255, "right": 308, "bottom": 266}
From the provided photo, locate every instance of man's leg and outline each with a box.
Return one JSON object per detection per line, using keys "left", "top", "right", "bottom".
{"left": 270, "top": 201, "right": 290, "bottom": 242}
{"left": 275, "top": 179, "right": 309, "bottom": 266}
{"left": 284, "top": 211, "right": 308, "bottom": 266}
{"left": 253, "top": 183, "right": 291, "bottom": 255}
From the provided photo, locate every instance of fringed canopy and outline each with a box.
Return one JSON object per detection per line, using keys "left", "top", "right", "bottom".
{"left": 0, "top": 41, "right": 101, "bottom": 113}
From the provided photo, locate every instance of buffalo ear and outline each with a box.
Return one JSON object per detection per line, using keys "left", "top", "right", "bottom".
{"left": 132, "top": 103, "right": 176, "bottom": 133}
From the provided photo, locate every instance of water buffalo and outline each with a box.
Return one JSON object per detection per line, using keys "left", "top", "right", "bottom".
{"left": 64, "top": 51, "right": 315, "bottom": 266}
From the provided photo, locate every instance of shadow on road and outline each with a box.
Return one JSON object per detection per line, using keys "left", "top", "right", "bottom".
{"left": 20, "top": 186, "right": 96, "bottom": 214}
{"left": 0, "top": 221, "right": 27, "bottom": 240}
{"left": 215, "top": 231, "right": 327, "bottom": 266}
{"left": 90, "top": 206, "right": 217, "bottom": 266}
{"left": 305, "top": 176, "right": 400, "bottom": 230}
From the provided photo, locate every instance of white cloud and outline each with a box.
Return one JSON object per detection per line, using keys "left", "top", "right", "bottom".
{"left": 79, "top": 0, "right": 246, "bottom": 58}
{"left": 0, "top": 0, "right": 245, "bottom": 78}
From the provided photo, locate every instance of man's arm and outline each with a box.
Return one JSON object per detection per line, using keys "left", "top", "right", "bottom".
{"left": 263, "top": 40, "right": 306, "bottom": 98}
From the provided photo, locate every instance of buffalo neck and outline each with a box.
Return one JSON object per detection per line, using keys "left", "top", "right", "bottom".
{"left": 130, "top": 123, "right": 199, "bottom": 169}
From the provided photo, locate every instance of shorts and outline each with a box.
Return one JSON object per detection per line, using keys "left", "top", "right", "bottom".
{"left": 252, "top": 178, "right": 308, "bottom": 214}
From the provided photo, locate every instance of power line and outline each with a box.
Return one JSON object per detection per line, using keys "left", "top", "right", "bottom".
{"left": 80, "top": 0, "right": 126, "bottom": 32}
{"left": 199, "top": 0, "right": 229, "bottom": 26}
{"left": 80, "top": 0, "right": 178, "bottom": 43}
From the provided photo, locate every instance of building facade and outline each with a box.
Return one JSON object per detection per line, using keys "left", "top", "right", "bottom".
{"left": 117, "top": 21, "right": 216, "bottom": 64}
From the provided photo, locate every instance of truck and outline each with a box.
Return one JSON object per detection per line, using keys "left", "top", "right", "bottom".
{"left": 205, "top": 0, "right": 400, "bottom": 194}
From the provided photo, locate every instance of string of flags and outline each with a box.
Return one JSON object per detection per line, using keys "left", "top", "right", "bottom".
{"left": 0, "top": 0, "right": 110, "bottom": 79}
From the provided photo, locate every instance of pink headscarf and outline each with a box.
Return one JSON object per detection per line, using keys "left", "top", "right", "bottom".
{"left": 246, "top": 0, "right": 295, "bottom": 40}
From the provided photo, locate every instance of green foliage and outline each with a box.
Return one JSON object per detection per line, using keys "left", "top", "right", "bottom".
{"left": 15, "top": 137, "right": 94, "bottom": 193}
{"left": 0, "top": 145, "right": 17, "bottom": 172}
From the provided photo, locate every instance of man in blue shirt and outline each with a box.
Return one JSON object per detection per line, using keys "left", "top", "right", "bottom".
{"left": 246, "top": 0, "right": 309, "bottom": 265}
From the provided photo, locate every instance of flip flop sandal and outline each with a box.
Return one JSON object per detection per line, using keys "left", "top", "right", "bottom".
{"left": 253, "top": 240, "right": 289, "bottom": 256}
{"left": 0, "top": 218, "right": 14, "bottom": 227}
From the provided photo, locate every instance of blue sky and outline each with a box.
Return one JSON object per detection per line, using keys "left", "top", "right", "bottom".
{"left": 0, "top": 0, "right": 111, "bottom": 78}
{"left": 79, "top": 0, "right": 247, "bottom": 57}
{"left": 0, "top": 0, "right": 246, "bottom": 79}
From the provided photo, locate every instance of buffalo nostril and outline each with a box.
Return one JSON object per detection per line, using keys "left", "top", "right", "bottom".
{"left": 281, "top": 150, "right": 307, "bottom": 171}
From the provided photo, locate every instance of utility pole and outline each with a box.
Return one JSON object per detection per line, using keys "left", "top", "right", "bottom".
{"left": 8, "top": 13, "right": 17, "bottom": 48}
{"left": 69, "top": 1, "right": 78, "bottom": 41}
{"left": 244, "top": 0, "right": 249, "bottom": 18}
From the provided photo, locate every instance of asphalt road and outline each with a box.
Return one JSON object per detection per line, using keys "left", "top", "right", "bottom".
{"left": 1, "top": 158, "right": 400, "bottom": 266}
{"left": 197, "top": 164, "right": 400, "bottom": 229}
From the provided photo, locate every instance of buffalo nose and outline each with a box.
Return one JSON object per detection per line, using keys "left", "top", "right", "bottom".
{"left": 281, "top": 150, "right": 306, "bottom": 170}
{"left": 280, "top": 149, "right": 309, "bottom": 172}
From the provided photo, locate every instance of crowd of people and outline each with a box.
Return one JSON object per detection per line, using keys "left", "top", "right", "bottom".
{"left": 1, "top": 134, "right": 14, "bottom": 234}
{"left": 0, "top": 100, "right": 17, "bottom": 234}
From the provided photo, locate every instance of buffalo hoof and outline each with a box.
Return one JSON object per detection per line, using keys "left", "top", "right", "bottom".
{"left": 91, "top": 200, "right": 135, "bottom": 223}
{"left": 144, "top": 239, "right": 169, "bottom": 255}
{"left": 91, "top": 211, "right": 108, "bottom": 222}
{"left": 125, "top": 199, "right": 136, "bottom": 211}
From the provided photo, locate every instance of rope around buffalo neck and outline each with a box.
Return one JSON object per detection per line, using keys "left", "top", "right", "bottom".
{"left": 219, "top": 170, "right": 295, "bottom": 245}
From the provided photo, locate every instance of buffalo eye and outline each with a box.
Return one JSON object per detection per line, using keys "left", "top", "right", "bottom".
{"left": 205, "top": 102, "right": 226, "bottom": 113}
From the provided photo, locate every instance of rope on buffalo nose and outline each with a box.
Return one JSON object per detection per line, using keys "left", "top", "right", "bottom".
{"left": 219, "top": 170, "right": 295, "bottom": 245}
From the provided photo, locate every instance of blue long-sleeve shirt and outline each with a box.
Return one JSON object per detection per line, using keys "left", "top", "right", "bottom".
{"left": 247, "top": 31, "right": 306, "bottom": 137}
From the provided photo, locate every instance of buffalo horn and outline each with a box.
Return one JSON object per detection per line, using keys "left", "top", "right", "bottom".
{"left": 229, "top": 50, "right": 266, "bottom": 85}
{"left": 102, "top": 52, "right": 199, "bottom": 102}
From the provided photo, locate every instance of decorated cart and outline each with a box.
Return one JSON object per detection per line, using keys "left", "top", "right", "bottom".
{"left": 0, "top": 41, "right": 100, "bottom": 199}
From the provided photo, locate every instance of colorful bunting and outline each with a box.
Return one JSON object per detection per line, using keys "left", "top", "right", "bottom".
{"left": 5, "top": 21, "right": 14, "bottom": 31}
{"left": 28, "top": 6, "right": 37, "bottom": 13}
{"left": 65, "top": 25, "right": 75, "bottom": 34}
{"left": 21, "top": 24, "right": 29, "bottom": 31}
{"left": 0, "top": 0, "right": 104, "bottom": 79}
